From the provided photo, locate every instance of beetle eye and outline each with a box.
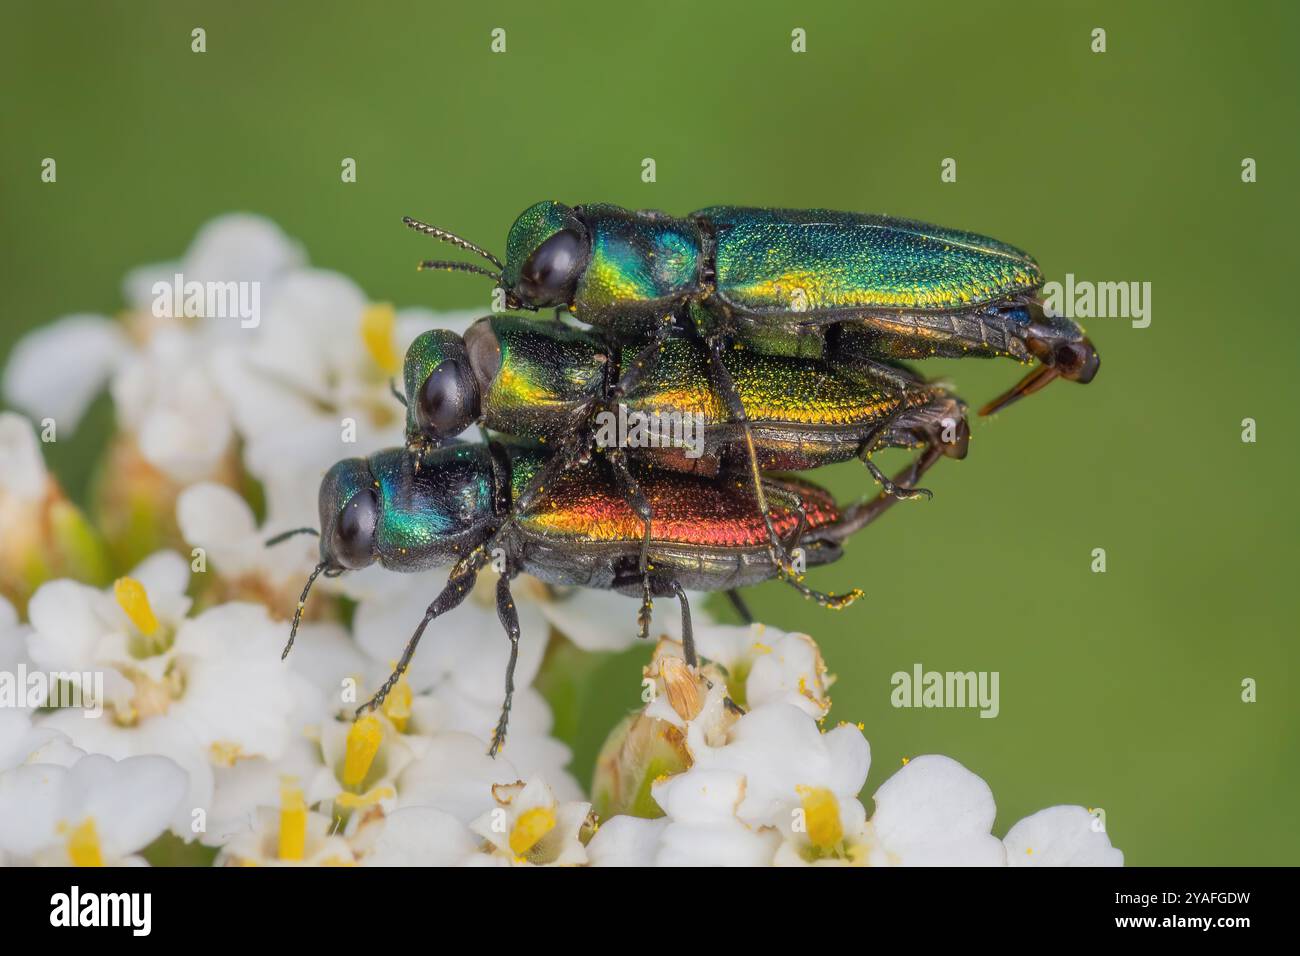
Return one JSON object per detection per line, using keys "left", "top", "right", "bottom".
{"left": 332, "top": 487, "right": 378, "bottom": 570}
{"left": 518, "top": 229, "right": 585, "bottom": 307}
{"left": 1054, "top": 341, "right": 1101, "bottom": 383}
{"left": 1054, "top": 343, "right": 1080, "bottom": 368}
{"left": 416, "top": 359, "right": 479, "bottom": 439}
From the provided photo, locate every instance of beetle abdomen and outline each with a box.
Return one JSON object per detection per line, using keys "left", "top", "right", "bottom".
{"left": 697, "top": 207, "right": 1042, "bottom": 318}
{"left": 516, "top": 459, "right": 838, "bottom": 549}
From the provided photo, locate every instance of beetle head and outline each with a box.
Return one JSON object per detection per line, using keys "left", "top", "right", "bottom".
{"left": 502, "top": 201, "right": 590, "bottom": 310}
{"left": 403, "top": 329, "right": 482, "bottom": 447}
{"left": 980, "top": 329, "right": 1100, "bottom": 416}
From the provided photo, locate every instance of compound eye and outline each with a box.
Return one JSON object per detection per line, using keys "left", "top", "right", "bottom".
{"left": 518, "top": 229, "right": 585, "bottom": 307}
{"left": 1054, "top": 341, "right": 1101, "bottom": 383}
{"left": 332, "top": 487, "right": 379, "bottom": 570}
{"left": 416, "top": 360, "right": 479, "bottom": 439}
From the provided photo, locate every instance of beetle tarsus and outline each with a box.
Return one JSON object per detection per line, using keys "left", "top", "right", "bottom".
{"left": 488, "top": 570, "right": 521, "bottom": 758}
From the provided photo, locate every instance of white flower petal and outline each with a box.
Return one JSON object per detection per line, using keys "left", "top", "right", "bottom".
{"left": 397, "top": 733, "right": 520, "bottom": 824}
{"left": 176, "top": 483, "right": 260, "bottom": 575}
{"left": 1004, "top": 805, "right": 1124, "bottom": 867}
{"left": 690, "top": 703, "right": 869, "bottom": 828}
{"left": 652, "top": 769, "right": 778, "bottom": 866}
{"left": 66, "top": 754, "right": 188, "bottom": 858}
{"left": 0, "top": 412, "right": 48, "bottom": 500}
{"left": 870, "top": 754, "right": 1004, "bottom": 866}
{"left": 2, "top": 315, "right": 130, "bottom": 431}
{"left": 0, "top": 763, "right": 65, "bottom": 854}
{"left": 168, "top": 603, "right": 297, "bottom": 761}
{"left": 38, "top": 708, "right": 216, "bottom": 837}
{"left": 362, "top": 806, "right": 484, "bottom": 866}
{"left": 587, "top": 816, "right": 667, "bottom": 867}
{"left": 128, "top": 550, "right": 191, "bottom": 604}
{"left": 124, "top": 214, "right": 306, "bottom": 310}
{"left": 25, "top": 579, "right": 111, "bottom": 673}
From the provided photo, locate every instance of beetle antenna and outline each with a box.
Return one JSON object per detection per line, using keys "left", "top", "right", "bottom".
{"left": 282, "top": 560, "right": 328, "bottom": 660}
{"left": 417, "top": 260, "right": 502, "bottom": 282}
{"left": 403, "top": 217, "right": 504, "bottom": 270}
{"left": 265, "top": 527, "right": 320, "bottom": 547}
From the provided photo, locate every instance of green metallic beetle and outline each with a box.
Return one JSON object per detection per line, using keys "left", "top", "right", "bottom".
{"left": 404, "top": 203, "right": 1099, "bottom": 415}
{"left": 273, "top": 440, "right": 915, "bottom": 754}
{"left": 399, "top": 315, "right": 968, "bottom": 494}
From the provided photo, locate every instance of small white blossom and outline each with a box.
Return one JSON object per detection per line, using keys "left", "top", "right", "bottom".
{"left": 216, "top": 800, "right": 355, "bottom": 867}
{"left": 650, "top": 769, "right": 779, "bottom": 866}
{"left": 25, "top": 552, "right": 298, "bottom": 832}
{"left": 470, "top": 776, "right": 591, "bottom": 866}
{"left": 0, "top": 754, "right": 187, "bottom": 866}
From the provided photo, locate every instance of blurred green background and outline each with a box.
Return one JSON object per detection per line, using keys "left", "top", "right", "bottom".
{"left": 3, "top": 0, "right": 1297, "bottom": 865}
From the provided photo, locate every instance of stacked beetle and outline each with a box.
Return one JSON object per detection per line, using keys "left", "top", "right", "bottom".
{"left": 276, "top": 202, "right": 1098, "bottom": 755}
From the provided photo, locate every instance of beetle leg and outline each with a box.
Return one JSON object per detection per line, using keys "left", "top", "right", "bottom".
{"left": 704, "top": 334, "right": 854, "bottom": 605}
{"left": 355, "top": 544, "right": 492, "bottom": 717}
{"left": 511, "top": 428, "right": 588, "bottom": 515}
{"left": 703, "top": 335, "right": 784, "bottom": 550}
{"left": 489, "top": 568, "right": 522, "bottom": 758}
{"left": 858, "top": 432, "right": 934, "bottom": 501}
{"left": 664, "top": 577, "right": 697, "bottom": 668}
{"left": 760, "top": 477, "right": 810, "bottom": 550}
{"left": 608, "top": 449, "right": 655, "bottom": 640}
{"left": 724, "top": 589, "right": 753, "bottom": 624}
{"left": 761, "top": 472, "right": 864, "bottom": 608}
{"left": 841, "top": 356, "right": 926, "bottom": 394}
{"left": 827, "top": 443, "right": 947, "bottom": 543}
{"left": 698, "top": 334, "right": 860, "bottom": 612}
{"left": 609, "top": 316, "right": 674, "bottom": 400}
{"left": 603, "top": 317, "right": 673, "bottom": 642}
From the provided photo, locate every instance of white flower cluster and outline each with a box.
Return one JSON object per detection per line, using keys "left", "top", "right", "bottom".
{"left": 0, "top": 217, "right": 1123, "bottom": 867}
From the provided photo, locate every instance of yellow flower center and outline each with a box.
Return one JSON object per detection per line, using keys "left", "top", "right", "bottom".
{"left": 114, "top": 577, "right": 158, "bottom": 636}
{"left": 509, "top": 806, "right": 557, "bottom": 857}
{"left": 342, "top": 715, "right": 383, "bottom": 790}
{"left": 110, "top": 665, "right": 183, "bottom": 727}
{"left": 798, "top": 786, "right": 844, "bottom": 849}
{"left": 210, "top": 741, "right": 243, "bottom": 766}
{"left": 278, "top": 781, "right": 307, "bottom": 861}
{"left": 63, "top": 817, "right": 105, "bottom": 867}
{"left": 361, "top": 303, "right": 401, "bottom": 376}
{"left": 334, "top": 786, "right": 396, "bottom": 811}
